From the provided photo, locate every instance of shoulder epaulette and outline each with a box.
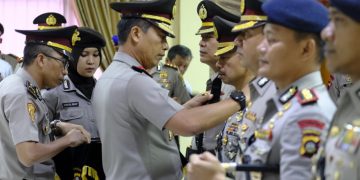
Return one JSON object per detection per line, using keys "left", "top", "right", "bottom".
{"left": 257, "top": 77, "right": 269, "bottom": 88}
{"left": 132, "top": 66, "right": 152, "bottom": 78}
{"left": 296, "top": 88, "right": 318, "bottom": 105}
{"left": 63, "top": 79, "right": 70, "bottom": 90}
{"left": 279, "top": 86, "right": 297, "bottom": 104}
{"left": 26, "top": 81, "right": 42, "bottom": 100}
{"left": 164, "top": 63, "right": 178, "bottom": 70}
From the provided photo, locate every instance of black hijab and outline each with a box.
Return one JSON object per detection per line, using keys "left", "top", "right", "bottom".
{"left": 68, "top": 27, "right": 106, "bottom": 99}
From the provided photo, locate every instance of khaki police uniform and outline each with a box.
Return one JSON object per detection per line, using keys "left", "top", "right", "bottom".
{"left": 42, "top": 76, "right": 99, "bottom": 138}
{"left": 242, "top": 72, "right": 336, "bottom": 180}
{"left": 328, "top": 73, "right": 352, "bottom": 103}
{"left": 92, "top": 52, "right": 183, "bottom": 180}
{"left": 0, "top": 68, "right": 54, "bottom": 180}
{"left": 151, "top": 62, "right": 191, "bottom": 104}
{"left": 323, "top": 80, "right": 360, "bottom": 180}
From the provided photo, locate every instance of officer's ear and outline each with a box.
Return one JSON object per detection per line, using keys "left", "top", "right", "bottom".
{"left": 35, "top": 53, "right": 47, "bottom": 68}
{"left": 129, "top": 25, "right": 142, "bottom": 44}
{"left": 300, "top": 38, "right": 316, "bottom": 63}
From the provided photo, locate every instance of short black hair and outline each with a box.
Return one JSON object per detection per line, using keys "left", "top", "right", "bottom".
{"left": 117, "top": 18, "right": 152, "bottom": 45}
{"left": 22, "top": 44, "right": 56, "bottom": 67}
{"left": 293, "top": 31, "right": 324, "bottom": 63}
{"left": 0, "top": 23, "right": 4, "bottom": 35}
{"left": 167, "top": 45, "right": 193, "bottom": 61}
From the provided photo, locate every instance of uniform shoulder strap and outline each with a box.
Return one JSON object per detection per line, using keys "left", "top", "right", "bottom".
{"left": 296, "top": 88, "right": 318, "bottom": 106}
{"left": 131, "top": 66, "right": 152, "bottom": 78}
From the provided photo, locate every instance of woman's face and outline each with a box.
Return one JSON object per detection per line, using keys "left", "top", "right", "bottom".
{"left": 77, "top": 47, "right": 100, "bottom": 77}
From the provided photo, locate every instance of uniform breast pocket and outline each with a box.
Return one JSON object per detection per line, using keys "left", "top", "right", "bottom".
{"left": 60, "top": 108, "right": 84, "bottom": 122}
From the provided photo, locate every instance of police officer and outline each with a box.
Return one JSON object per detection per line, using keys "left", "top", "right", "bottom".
{"left": 150, "top": 44, "right": 192, "bottom": 165}
{"left": 231, "top": 0, "right": 277, "bottom": 168}
{"left": 0, "top": 22, "right": 14, "bottom": 80}
{"left": 92, "top": 0, "right": 247, "bottom": 179}
{"left": 188, "top": 0, "right": 240, "bottom": 158}
{"left": 319, "top": 0, "right": 360, "bottom": 179}
{"left": 213, "top": 16, "right": 254, "bottom": 179}
{"left": 151, "top": 54, "right": 191, "bottom": 104}
{"left": 42, "top": 27, "right": 106, "bottom": 180}
{"left": 187, "top": 0, "right": 336, "bottom": 179}
{"left": 0, "top": 25, "right": 90, "bottom": 179}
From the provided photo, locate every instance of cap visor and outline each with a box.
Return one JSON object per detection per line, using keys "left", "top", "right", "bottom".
{"left": 232, "top": 21, "right": 266, "bottom": 33}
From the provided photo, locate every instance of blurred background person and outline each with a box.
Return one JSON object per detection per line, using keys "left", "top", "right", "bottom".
{"left": 0, "top": 22, "right": 13, "bottom": 81}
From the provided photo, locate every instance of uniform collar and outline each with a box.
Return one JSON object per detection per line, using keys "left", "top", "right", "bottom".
{"left": 250, "top": 76, "right": 272, "bottom": 98}
{"left": 113, "top": 51, "right": 142, "bottom": 67}
{"left": 16, "top": 68, "right": 40, "bottom": 89}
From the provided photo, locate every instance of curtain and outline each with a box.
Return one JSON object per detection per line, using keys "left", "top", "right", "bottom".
{"left": 75, "top": 0, "right": 127, "bottom": 69}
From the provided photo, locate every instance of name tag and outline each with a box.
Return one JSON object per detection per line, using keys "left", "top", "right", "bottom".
{"left": 62, "top": 102, "right": 79, "bottom": 108}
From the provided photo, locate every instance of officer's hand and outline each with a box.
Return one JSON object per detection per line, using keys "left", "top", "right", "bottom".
{"left": 58, "top": 122, "right": 91, "bottom": 143}
{"left": 187, "top": 152, "right": 225, "bottom": 180}
{"left": 183, "top": 92, "right": 213, "bottom": 109}
{"left": 65, "top": 129, "right": 90, "bottom": 147}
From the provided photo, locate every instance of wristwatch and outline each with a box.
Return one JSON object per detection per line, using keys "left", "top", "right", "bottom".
{"left": 50, "top": 120, "right": 62, "bottom": 136}
{"left": 230, "top": 90, "right": 246, "bottom": 111}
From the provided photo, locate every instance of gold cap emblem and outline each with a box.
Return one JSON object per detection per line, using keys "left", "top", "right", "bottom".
{"left": 46, "top": 14, "right": 57, "bottom": 26}
{"left": 199, "top": 4, "right": 207, "bottom": 20}
{"left": 72, "top": 29, "right": 81, "bottom": 46}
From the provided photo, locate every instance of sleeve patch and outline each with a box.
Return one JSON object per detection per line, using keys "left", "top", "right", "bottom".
{"left": 27, "top": 103, "right": 36, "bottom": 123}
{"left": 298, "top": 119, "right": 325, "bottom": 158}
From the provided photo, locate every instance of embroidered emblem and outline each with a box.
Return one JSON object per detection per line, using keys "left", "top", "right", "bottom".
{"left": 46, "top": 14, "right": 57, "bottom": 26}
{"left": 72, "top": 29, "right": 81, "bottom": 46}
{"left": 27, "top": 103, "right": 36, "bottom": 123}
{"left": 298, "top": 119, "right": 325, "bottom": 158}
{"left": 198, "top": 4, "right": 207, "bottom": 20}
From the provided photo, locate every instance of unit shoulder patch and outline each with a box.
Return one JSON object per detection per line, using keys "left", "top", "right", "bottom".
{"left": 296, "top": 88, "right": 318, "bottom": 105}
{"left": 298, "top": 119, "right": 325, "bottom": 158}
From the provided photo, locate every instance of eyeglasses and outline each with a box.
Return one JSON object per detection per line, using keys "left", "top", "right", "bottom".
{"left": 42, "top": 53, "right": 69, "bottom": 69}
